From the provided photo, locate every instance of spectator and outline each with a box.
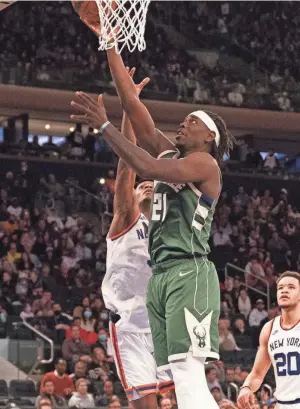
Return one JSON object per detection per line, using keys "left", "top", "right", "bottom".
{"left": 20, "top": 302, "right": 34, "bottom": 320}
{"left": 81, "top": 307, "right": 96, "bottom": 332}
{"left": 219, "top": 318, "right": 240, "bottom": 351}
{"left": 245, "top": 255, "right": 265, "bottom": 278}
{"left": 32, "top": 291, "right": 53, "bottom": 315}
{"left": 205, "top": 367, "right": 223, "bottom": 393}
{"left": 68, "top": 378, "right": 95, "bottom": 408}
{"left": 249, "top": 299, "right": 268, "bottom": 328}
{"left": 245, "top": 148, "right": 262, "bottom": 169}
{"left": 159, "top": 397, "right": 172, "bottom": 409}
{"left": 50, "top": 303, "right": 71, "bottom": 343}
{"left": 211, "top": 386, "right": 226, "bottom": 405}
{"left": 249, "top": 299, "right": 268, "bottom": 348}
{"left": 228, "top": 86, "right": 244, "bottom": 107}
{"left": 7, "top": 242, "right": 21, "bottom": 263}
{"left": 40, "top": 358, "right": 74, "bottom": 399}
{"left": 36, "top": 380, "right": 66, "bottom": 409}
{"left": 108, "top": 397, "right": 121, "bottom": 409}
{"left": 277, "top": 92, "right": 292, "bottom": 112}
{"left": 232, "top": 317, "right": 252, "bottom": 349}
{"left": 222, "top": 367, "right": 239, "bottom": 402}
{"left": 37, "top": 397, "right": 53, "bottom": 409}
{"left": 213, "top": 227, "right": 232, "bottom": 247}
{"left": 62, "top": 325, "right": 91, "bottom": 369}
{"left": 237, "top": 288, "right": 252, "bottom": 319}
{"left": 70, "top": 360, "right": 96, "bottom": 394}
{"left": 93, "top": 328, "right": 114, "bottom": 360}
{"left": 267, "top": 231, "right": 289, "bottom": 254}
{"left": 263, "top": 150, "right": 279, "bottom": 170}
{"left": 96, "top": 380, "right": 115, "bottom": 406}
{"left": 233, "top": 187, "right": 248, "bottom": 207}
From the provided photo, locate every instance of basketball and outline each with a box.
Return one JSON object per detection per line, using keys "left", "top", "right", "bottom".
{"left": 72, "top": 0, "right": 99, "bottom": 22}
{"left": 72, "top": 1, "right": 118, "bottom": 37}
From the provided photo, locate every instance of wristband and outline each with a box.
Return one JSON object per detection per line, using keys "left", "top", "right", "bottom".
{"left": 99, "top": 121, "right": 111, "bottom": 135}
{"left": 240, "top": 386, "right": 251, "bottom": 391}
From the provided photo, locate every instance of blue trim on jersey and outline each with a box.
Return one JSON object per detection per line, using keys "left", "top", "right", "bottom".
{"left": 277, "top": 398, "right": 300, "bottom": 404}
{"left": 199, "top": 193, "right": 215, "bottom": 207}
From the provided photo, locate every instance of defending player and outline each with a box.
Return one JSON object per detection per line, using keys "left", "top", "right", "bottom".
{"left": 71, "top": 47, "right": 234, "bottom": 409}
{"left": 237, "top": 271, "right": 300, "bottom": 409}
{"left": 102, "top": 70, "right": 173, "bottom": 409}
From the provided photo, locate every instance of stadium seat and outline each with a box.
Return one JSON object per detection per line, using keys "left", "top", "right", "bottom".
{"left": 0, "top": 323, "right": 7, "bottom": 339}
{"left": 0, "top": 380, "right": 9, "bottom": 404}
{"left": 9, "top": 380, "right": 37, "bottom": 400}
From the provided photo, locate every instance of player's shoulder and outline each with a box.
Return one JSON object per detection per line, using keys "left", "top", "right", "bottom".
{"left": 188, "top": 151, "right": 218, "bottom": 167}
{"left": 260, "top": 319, "right": 276, "bottom": 342}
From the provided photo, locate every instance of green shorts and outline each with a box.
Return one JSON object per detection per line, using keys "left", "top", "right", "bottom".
{"left": 146, "top": 257, "right": 220, "bottom": 370}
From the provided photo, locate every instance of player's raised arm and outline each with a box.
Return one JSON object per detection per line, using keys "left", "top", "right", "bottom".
{"left": 106, "top": 48, "right": 175, "bottom": 157}
{"left": 237, "top": 321, "right": 272, "bottom": 409}
{"left": 77, "top": 14, "right": 174, "bottom": 157}
{"left": 108, "top": 69, "right": 145, "bottom": 239}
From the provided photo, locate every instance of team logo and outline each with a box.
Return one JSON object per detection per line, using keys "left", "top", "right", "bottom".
{"left": 193, "top": 325, "right": 207, "bottom": 348}
{"left": 272, "top": 330, "right": 279, "bottom": 336}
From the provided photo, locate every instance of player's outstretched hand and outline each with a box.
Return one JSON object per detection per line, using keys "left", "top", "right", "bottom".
{"left": 126, "top": 66, "right": 150, "bottom": 97}
{"left": 237, "top": 387, "right": 255, "bottom": 409}
{"left": 71, "top": 92, "right": 108, "bottom": 129}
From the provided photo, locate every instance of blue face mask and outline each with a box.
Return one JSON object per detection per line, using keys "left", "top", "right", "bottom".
{"left": 84, "top": 311, "right": 92, "bottom": 319}
{"left": 100, "top": 312, "right": 108, "bottom": 320}
{"left": 99, "top": 334, "right": 107, "bottom": 342}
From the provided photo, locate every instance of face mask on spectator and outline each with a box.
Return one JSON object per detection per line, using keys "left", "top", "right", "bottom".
{"left": 84, "top": 311, "right": 92, "bottom": 319}
{"left": 100, "top": 312, "right": 108, "bottom": 320}
{"left": 99, "top": 334, "right": 107, "bottom": 342}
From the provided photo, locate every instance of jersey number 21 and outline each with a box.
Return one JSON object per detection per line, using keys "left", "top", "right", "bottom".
{"left": 152, "top": 193, "right": 167, "bottom": 222}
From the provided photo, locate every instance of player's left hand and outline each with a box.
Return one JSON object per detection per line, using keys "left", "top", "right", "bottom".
{"left": 126, "top": 67, "right": 150, "bottom": 97}
{"left": 71, "top": 92, "right": 108, "bottom": 129}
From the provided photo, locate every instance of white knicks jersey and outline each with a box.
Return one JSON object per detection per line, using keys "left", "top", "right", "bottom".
{"left": 103, "top": 214, "right": 152, "bottom": 333}
{"left": 268, "top": 316, "right": 300, "bottom": 403}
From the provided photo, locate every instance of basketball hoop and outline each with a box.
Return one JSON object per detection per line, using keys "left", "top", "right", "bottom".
{"left": 95, "top": 0, "right": 151, "bottom": 54}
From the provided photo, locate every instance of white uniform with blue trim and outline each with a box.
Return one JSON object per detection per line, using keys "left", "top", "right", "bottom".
{"left": 268, "top": 316, "right": 300, "bottom": 408}
{"left": 103, "top": 213, "right": 151, "bottom": 333}
{"left": 103, "top": 214, "right": 173, "bottom": 400}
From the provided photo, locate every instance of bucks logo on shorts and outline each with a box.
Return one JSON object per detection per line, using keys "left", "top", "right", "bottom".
{"left": 193, "top": 325, "right": 207, "bottom": 348}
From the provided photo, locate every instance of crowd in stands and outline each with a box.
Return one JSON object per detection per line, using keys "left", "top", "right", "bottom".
{"left": 1, "top": 2, "right": 300, "bottom": 112}
{"left": 0, "top": 131, "right": 116, "bottom": 164}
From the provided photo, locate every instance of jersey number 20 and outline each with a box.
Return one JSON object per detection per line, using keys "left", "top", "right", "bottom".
{"left": 152, "top": 193, "right": 167, "bottom": 221}
{"left": 274, "top": 352, "right": 300, "bottom": 376}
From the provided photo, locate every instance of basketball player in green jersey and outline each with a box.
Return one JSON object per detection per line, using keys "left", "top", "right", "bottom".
{"left": 71, "top": 46, "right": 234, "bottom": 409}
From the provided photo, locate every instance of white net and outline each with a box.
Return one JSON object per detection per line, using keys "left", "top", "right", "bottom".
{"left": 95, "top": 0, "right": 151, "bottom": 54}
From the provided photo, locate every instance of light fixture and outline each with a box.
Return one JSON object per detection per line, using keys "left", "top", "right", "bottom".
{"left": 99, "top": 178, "right": 105, "bottom": 185}
{"left": 94, "top": 129, "right": 99, "bottom": 134}
{"left": 69, "top": 127, "right": 75, "bottom": 132}
{"left": 45, "top": 124, "right": 51, "bottom": 130}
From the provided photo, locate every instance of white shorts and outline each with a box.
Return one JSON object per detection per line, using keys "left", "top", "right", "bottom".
{"left": 110, "top": 322, "right": 174, "bottom": 401}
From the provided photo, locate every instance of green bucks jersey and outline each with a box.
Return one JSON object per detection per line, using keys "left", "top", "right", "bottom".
{"left": 149, "top": 150, "right": 219, "bottom": 267}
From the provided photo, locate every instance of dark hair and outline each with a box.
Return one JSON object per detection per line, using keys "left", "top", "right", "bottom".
{"left": 55, "top": 358, "right": 66, "bottom": 366}
{"left": 205, "top": 367, "right": 216, "bottom": 375}
{"left": 277, "top": 271, "right": 300, "bottom": 286}
{"left": 43, "top": 380, "right": 54, "bottom": 386}
{"left": 205, "top": 111, "right": 236, "bottom": 164}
